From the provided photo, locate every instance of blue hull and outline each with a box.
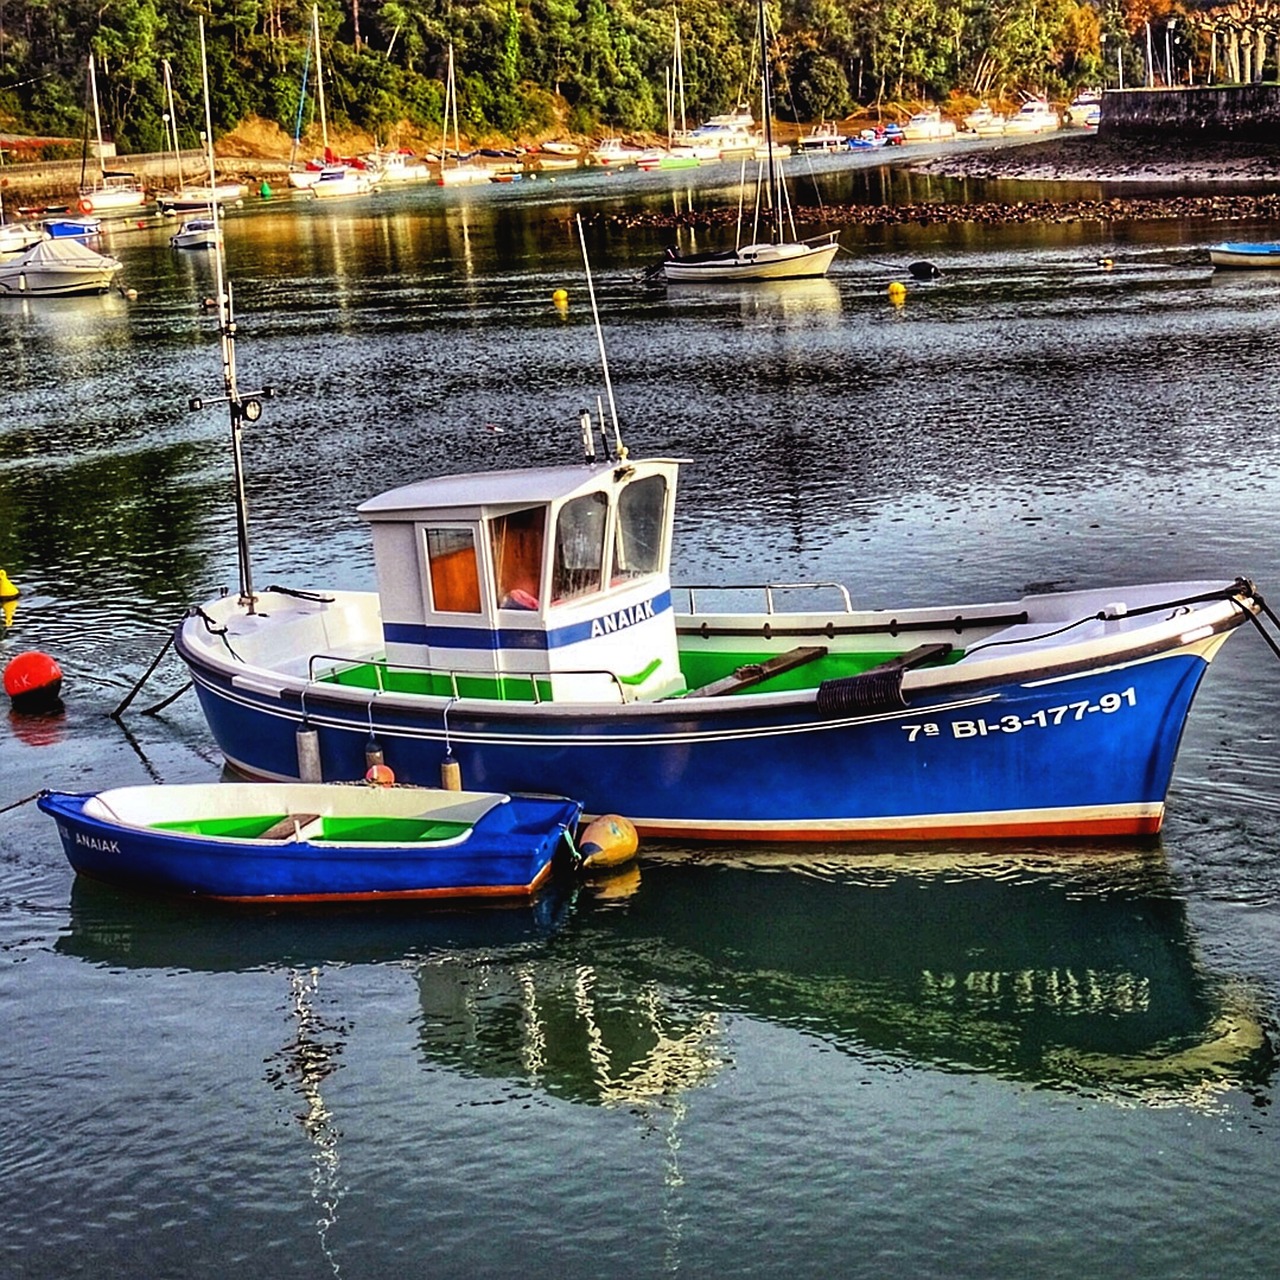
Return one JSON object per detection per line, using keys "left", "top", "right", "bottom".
{"left": 186, "top": 649, "right": 1212, "bottom": 839}
{"left": 38, "top": 791, "right": 582, "bottom": 902}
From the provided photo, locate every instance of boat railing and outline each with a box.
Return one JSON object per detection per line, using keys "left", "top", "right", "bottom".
{"left": 304, "top": 653, "right": 632, "bottom": 704}
{"left": 680, "top": 582, "right": 854, "bottom": 616}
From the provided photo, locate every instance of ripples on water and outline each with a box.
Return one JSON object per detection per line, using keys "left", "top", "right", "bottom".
{"left": 2, "top": 162, "right": 1279, "bottom": 1277}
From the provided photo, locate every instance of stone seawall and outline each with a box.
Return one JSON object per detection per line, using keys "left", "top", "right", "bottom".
{"left": 1100, "top": 85, "right": 1280, "bottom": 141}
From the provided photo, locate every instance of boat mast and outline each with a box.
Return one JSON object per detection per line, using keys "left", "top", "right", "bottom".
{"left": 189, "top": 15, "right": 273, "bottom": 614}
{"left": 312, "top": 5, "right": 329, "bottom": 157}
{"left": 290, "top": 28, "right": 313, "bottom": 170}
{"left": 162, "top": 60, "right": 185, "bottom": 191}
{"left": 673, "top": 7, "right": 687, "bottom": 137}
{"left": 757, "top": 0, "right": 780, "bottom": 243}
{"left": 89, "top": 54, "right": 107, "bottom": 179}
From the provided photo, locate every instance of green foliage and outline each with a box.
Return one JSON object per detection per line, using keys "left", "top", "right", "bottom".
{"left": 0, "top": 0, "right": 1129, "bottom": 149}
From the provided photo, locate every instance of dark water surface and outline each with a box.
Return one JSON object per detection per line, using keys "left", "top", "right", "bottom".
{"left": 3, "top": 159, "right": 1280, "bottom": 1278}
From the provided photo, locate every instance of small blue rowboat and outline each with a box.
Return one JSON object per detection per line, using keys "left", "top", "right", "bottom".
{"left": 38, "top": 783, "right": 583, "bottom": 903}
{"left": 1208, "top": 242, "right": 1280, "bottom": 269}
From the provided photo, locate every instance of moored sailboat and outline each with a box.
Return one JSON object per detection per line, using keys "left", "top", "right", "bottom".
{"left": 659, "top": 0, "right": 838, "bottom": 282}
{"left": 77, "top": 54, "right": 146, "bottom": 215}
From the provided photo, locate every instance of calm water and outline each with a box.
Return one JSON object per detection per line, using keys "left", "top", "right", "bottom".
{"left": 3, "top": 156, "right": 1280, "bottom": 1278}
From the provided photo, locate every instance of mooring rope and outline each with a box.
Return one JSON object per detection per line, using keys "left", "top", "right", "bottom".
{"left": 0, "top": 790, "right": 43, "bottom": 815}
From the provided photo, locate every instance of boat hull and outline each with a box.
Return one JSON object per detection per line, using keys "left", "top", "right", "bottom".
{"left": 1209, "top": 243, "right": 1280, "bottom": 268}
{"left": 0, "top": 265, "right": 119, "bottom": 295}
{"left": 38, "top": 786, "right": 582, "bottom": 902}
{"left": 179, "top": 628, "right": 1231, "bottom": 842}
{"left": 664, "top": 240, "right": 839, "bottom": 283}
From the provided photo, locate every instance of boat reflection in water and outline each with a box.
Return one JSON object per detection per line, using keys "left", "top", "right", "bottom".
{"left": 60, "top": 846, "right": 1274, "bottom": 1109}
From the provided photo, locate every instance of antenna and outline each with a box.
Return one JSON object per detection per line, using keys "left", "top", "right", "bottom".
{"left": 187, "top": 15, "right": 274, "bottom": 613}
{"left": 574, "top": 213, "right": 625, "bottom": 458}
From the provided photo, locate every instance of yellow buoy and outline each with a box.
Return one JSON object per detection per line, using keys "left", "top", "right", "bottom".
{"left": 887, "top": 281, "right": 907, "bottom": 302}
{"left": 552, "top": 288, "right": 568, "bottom": 305}
{"left": 0, "top": 570, "right": 16, "bottom": 627}
{"left": 576, "top": 813, "right": 639, "bottom": 871}
{"left": 1098, "top": 257, "right": 1114, "bottom": 270}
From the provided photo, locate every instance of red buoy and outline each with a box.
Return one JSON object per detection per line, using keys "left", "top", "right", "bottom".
{"left": 3, "top": 651, "right": 64, "bottom": 711}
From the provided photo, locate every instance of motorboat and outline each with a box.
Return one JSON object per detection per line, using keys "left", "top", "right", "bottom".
{"left": 798, "top": 121, "right": 847, "bottom": 152}
{"left": 0, "top": 220, "right": 42, "bottom": 256}
{"left": 1065, "top": 91, "right": 1102, "bottom": 127}
{"left": 847, "top": 128, "right": 888, "bottom": 150}
{"left": 43, "top": 216, "right": 102, "bottom": 239}
{"left": 0, "top": 236, "right": 122, "bottom": 295}
{"left": 962, "top": 103, "right": 1004, "bottom": 134}
{"left": 674, "top": 105, "right": 759, "bottom": 158}
{"left": 170, "top": 216, "right": 220, "bottom": 249}
{"left": 173, "top": 442, "right": 1265, "bottom": 842}
{"left": 1003, "top": 98, "right": 1061, "bottom": 134}
{"left": 369, "top": 149, "right": 433, "bottom": 182}
{"left": 308, "top": 165, "right": 376, "bottom": 198}
{"left": 901, "top": 109, "right": 958, "bottom": 142}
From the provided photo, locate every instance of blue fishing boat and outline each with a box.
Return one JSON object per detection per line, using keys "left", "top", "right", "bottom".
{"left": 170, "top": 444, "right": 1265, "bottom": 842}
{"left": 37, "top": 782, "right": 583, "bottom": 902}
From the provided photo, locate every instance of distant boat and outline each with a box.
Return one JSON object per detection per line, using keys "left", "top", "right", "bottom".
{"left": 43, "top": 216, "right": 102, "bottom": 239}
{"left": 1065, "top": 91, "right": 1102, "bottom": 127}
{"left": 660, "top": 0, "right": 838, "bottom": 283}
{"left": 798, "top": 121, "right": 847, "bottom": 152}
{"left": 0, "top": 236, "right": 122, "bottom": 296}
{"left": 77, "top": 54, "right": 147, "bottom": 215}
{"left": 0, "top": 191, "right": 41, "bottom": 256}
{"left": 37, "top": 782, "right": 584, "bottom": 903}
{"left": 435, "top": 44, "right": 490, "bottom": 185}
{"left": 1003, "top": 98, "right": 1061, "bottom": 134}
{"left": 901, "top": 109, "right": 957, "bottom": 142}
{"left": 308, "top": 165, "right": 376, "bottom": 198}
{"left": 170, "top": 216, "right": 220, "bottom": 249}
{"left": 962, "top": 103, "right": 1004, "bottom": 134}
{"left": 154, "top": 60, "right": 247, "bottom": 213}
{"left": 1208, "top": 242, "right": 1280, "bottom": 269}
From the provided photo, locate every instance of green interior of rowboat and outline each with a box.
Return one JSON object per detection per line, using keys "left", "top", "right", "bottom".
{"left": 315, "top": 647, "right": 960, "bottom": 701}
{"left": 153, "top": 815, "right": 473, "bottom": 842}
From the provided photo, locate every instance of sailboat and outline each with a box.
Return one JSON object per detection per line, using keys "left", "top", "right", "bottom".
{"left": 155, "top": 58, "right": 246, "bottom": 214}
{"left": 660, "top": 0, "right": 839, "bottom": 282}
{"left": 76, "top": 54, "right": 147, "bottom": 215}
{"left": 288, "top": 6, "right": 374, "bottom": 197}
{"left": 435, "top": 44, "right": 490, "bottom": 185}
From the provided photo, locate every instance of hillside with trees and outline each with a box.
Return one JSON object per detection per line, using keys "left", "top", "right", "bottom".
{"left": 0, "top": 0, "right": 1227, "bottom": 155}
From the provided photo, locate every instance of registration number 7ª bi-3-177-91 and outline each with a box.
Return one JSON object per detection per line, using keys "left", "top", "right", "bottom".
{"left": 901, "top": 688, "right": 1138, "bottom": 742}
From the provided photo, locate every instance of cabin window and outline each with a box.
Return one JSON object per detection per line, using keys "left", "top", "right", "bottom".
{"left": 490, "top": 507, "right": 546, "bottom": 611}
{"left": 425, "top": 527, "right": 482, "bottom": 614}
{"left": 613, "top": 475, "right": 666, "bottom": 583}
{"left": 551, "top": 492, "right": 608, "bottom": 603}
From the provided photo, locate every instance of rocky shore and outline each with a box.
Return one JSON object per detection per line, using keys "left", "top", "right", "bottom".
{"left": 913, "top": 132, "right": 1280, "bottom": 184}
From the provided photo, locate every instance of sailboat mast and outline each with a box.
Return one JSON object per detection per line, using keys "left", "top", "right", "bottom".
{"left": 89, "top": 54, "right": 107, "bottom": 178}
{"left": 674, "top": 7, "right": 687, "bottom": 135}
{"left": 200, "top": 16, "right": 256, "bottom": 611}
{"left": 757, "top": 0, "right": 780, "bottom": 243}
{"left": 447, "top": 44, "right": 461, "bottom": 163}
{"left": 312, "top": 5, "right": 329, "bottom": 155}
{"left": 162, "top": 60, "right": 185, "bottom": 190}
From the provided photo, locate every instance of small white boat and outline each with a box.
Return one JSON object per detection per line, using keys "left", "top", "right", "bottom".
{"left": 156, "top": 183, "right": 246, "bottom": 213}
{"left": 674, "top": 104, "right": 759, "bottom": 158}
{"left": 0, "top": 236, "right": 122, "bottom": 295}
{"left": 369, "top": 150, "right": 432, "bottom": 183}
{"left": 589, "top": 137, "right": 641, "bottom": 166}
{"left": 798, "top": 121, "right": 847, "bottom": 152}
{"left": 1208, "top": 242, "right": 1280, "bottom": 269}
{"left": 538, "top": 140, "right": 581, "bottom": 157}
{"left": 170, "top": 217, "right": 220, "bottom": 249}
{"left": 309, "top": 165, "right": 376, "bottom": 198}
{"left": 1003, "top": 98, "right": 1061, "bottom": 134}
{"left": 1065, "top": 92, "right": 1102, "bottom": 127}
{"left": 901, "top": 109, "right": 957, "bottom": 142}
{"left": 0, "top": 221, "right": 42, "bottom": 256}
{"left": 962, "top": 103, "right": 1004, "bottom": 134}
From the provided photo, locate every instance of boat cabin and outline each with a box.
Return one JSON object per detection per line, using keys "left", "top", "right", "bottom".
{"left": 357, "top": 457, "right": 686, "bottom": 703}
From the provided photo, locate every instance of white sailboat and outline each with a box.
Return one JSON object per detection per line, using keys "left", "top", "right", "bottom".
{"left": 77, "top": 54, "right": 147, "bottom": 215}
{"left": 287, "top": 6, "right": 374, "bottom": 196}
{"left": 661, "top": 0, "right": 839, "bottom": 283}
{"left": 155, "top": 59, "right": 246, "bottom": 213}
{"left": 436, "top": 44, "right": 490, "bottom": 185}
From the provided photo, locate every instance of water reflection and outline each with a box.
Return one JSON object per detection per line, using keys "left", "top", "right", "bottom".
{"left": 58, "top": 849, "right": 1274, "bottom": 1108}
